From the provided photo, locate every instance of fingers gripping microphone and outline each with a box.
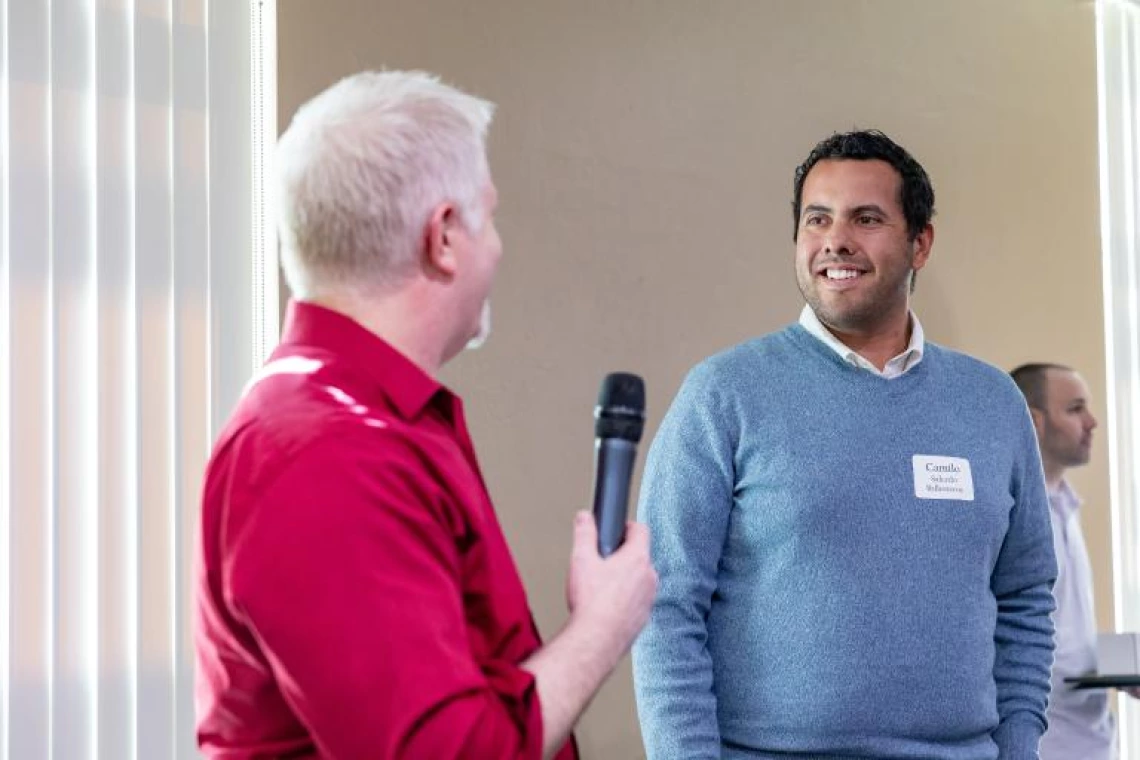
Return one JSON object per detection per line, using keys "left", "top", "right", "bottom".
{"left": 591, "top": 372, "right": 646, "bottom": 557}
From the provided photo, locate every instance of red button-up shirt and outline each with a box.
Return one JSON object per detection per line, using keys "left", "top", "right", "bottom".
{"left": 195, "top": 301, "right": 578, "bottom": 759}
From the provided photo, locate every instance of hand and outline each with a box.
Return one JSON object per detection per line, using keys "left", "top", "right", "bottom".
{"left": 1123, "top": 687, "right": 1140, "bottom": 700}
{"left": 564, "top": 510, "right": 658, "bottom": 663}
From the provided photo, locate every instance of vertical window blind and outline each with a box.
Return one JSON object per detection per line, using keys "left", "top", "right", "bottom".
{"left": 0, "top": 0, "right": 276, "bottom": 757}
{"left": 1097, "top": 0, "right": 1140, "bottom": 753}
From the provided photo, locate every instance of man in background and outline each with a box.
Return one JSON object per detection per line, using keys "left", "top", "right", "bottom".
{"left": 194, "top": 70, "right": 657, "bottom": 759}
{"left": 1012, "top": 363, "right": 1119, "bottom": 760}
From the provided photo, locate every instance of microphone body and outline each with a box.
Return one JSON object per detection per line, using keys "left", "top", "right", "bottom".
{"left": 591, "top": 373, "right": 646, "bottom": 557}
{"left": 592, "top": 438, "right": 638, "bottom": 557}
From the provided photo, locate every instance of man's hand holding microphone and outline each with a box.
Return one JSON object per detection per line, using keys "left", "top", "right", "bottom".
{"left": 523, "top": 373, "right": 657, "bottom": 759}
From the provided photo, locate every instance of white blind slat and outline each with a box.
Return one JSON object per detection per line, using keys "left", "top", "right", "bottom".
{"left": 94, "top": 0, "right": 138, "bottom": 755}
{"left": 49, "top": 0, "right": 97, "bottom": 756}
{"left": 1097, "top": 0, "right": 1140, "bottom": 753}
{"left": 133, "top": 0, "right": 176, "bottom": 751}
{"left": 7, "top": 0, "right": 52, "bottom": 754}
{"left": 171, "top": 0, "right": 209, "bottom": 753}
{"left": 0, "top": 0, "right": 9, "bottom": 747}
{"left": 207, "top": 0, "right": 254, "bottom": 434}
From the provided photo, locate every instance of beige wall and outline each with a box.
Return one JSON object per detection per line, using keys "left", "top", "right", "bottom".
{"left": 277, "top": 1, "right": 1108, "bottom": 755}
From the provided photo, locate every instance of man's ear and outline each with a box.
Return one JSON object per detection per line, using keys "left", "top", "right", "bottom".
{"left": 423, "top": 200, "right": 461, "bottom": 278}
{"left": 911, "top": 223, "right": 934, "bottom": 272}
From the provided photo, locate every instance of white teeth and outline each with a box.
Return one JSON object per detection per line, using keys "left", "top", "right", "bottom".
{"left": 826, "top": 269, "right": 860, "bottom": 280}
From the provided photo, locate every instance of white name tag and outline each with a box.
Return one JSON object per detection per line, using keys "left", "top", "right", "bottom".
{"left": 912, "top": 455, "right": 974, "bottom": 501}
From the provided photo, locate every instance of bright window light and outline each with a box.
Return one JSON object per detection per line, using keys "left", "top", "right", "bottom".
{"left": 0, "top": 0, "right": 274, "bottom": 756}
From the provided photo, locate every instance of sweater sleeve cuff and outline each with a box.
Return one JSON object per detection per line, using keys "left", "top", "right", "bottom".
{"left": 992, "top": 716, "right": 1044, "bottom": 759}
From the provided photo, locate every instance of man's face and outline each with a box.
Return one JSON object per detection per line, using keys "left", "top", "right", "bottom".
{"left": 794, "top": 159, "right": 931, "bottom": 334}
{"left": 1036, "top": 369, "right": 1097, "bottom": 470}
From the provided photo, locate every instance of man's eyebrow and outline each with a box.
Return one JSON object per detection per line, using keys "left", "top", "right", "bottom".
{"left": 849, "top": 204, "right": 889, "bottom": 216}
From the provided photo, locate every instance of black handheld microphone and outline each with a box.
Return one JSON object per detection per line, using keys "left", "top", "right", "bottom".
{"left": 591, "top": 372, "right": 647, "bottom": 557}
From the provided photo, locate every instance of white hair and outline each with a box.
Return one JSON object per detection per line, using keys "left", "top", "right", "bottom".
{"left": 275, "top": 70, "right": 496, "bottom": 298}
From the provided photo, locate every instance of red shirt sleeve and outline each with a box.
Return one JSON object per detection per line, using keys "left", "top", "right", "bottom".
{"left": 221, "top": 429, "right": 545, "bottom": 759}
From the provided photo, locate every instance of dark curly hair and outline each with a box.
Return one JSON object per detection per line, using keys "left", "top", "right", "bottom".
{"left": 792, "top": 130, "right": 935, "bottom": 242}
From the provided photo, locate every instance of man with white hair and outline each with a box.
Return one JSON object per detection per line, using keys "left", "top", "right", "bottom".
{"left": 194, "top": 70, "right": 657, "bottom": 759}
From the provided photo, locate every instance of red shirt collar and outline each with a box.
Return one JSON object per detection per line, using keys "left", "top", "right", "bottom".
{"left": 277, "top": 299, "right": 451, "bottom": 421}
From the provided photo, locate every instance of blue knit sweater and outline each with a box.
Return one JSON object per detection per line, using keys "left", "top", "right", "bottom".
{"left": 632, "top": 324, "right": 1056, "bottom": 760}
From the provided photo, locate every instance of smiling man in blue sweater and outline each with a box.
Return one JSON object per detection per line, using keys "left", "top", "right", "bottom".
{"left": 632, "top": 130, "right": 1057, "bottom": 759}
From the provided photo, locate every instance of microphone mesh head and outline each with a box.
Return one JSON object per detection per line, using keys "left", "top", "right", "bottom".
{"left": 595, "top": 372, "right": 646, "bottom": 442}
